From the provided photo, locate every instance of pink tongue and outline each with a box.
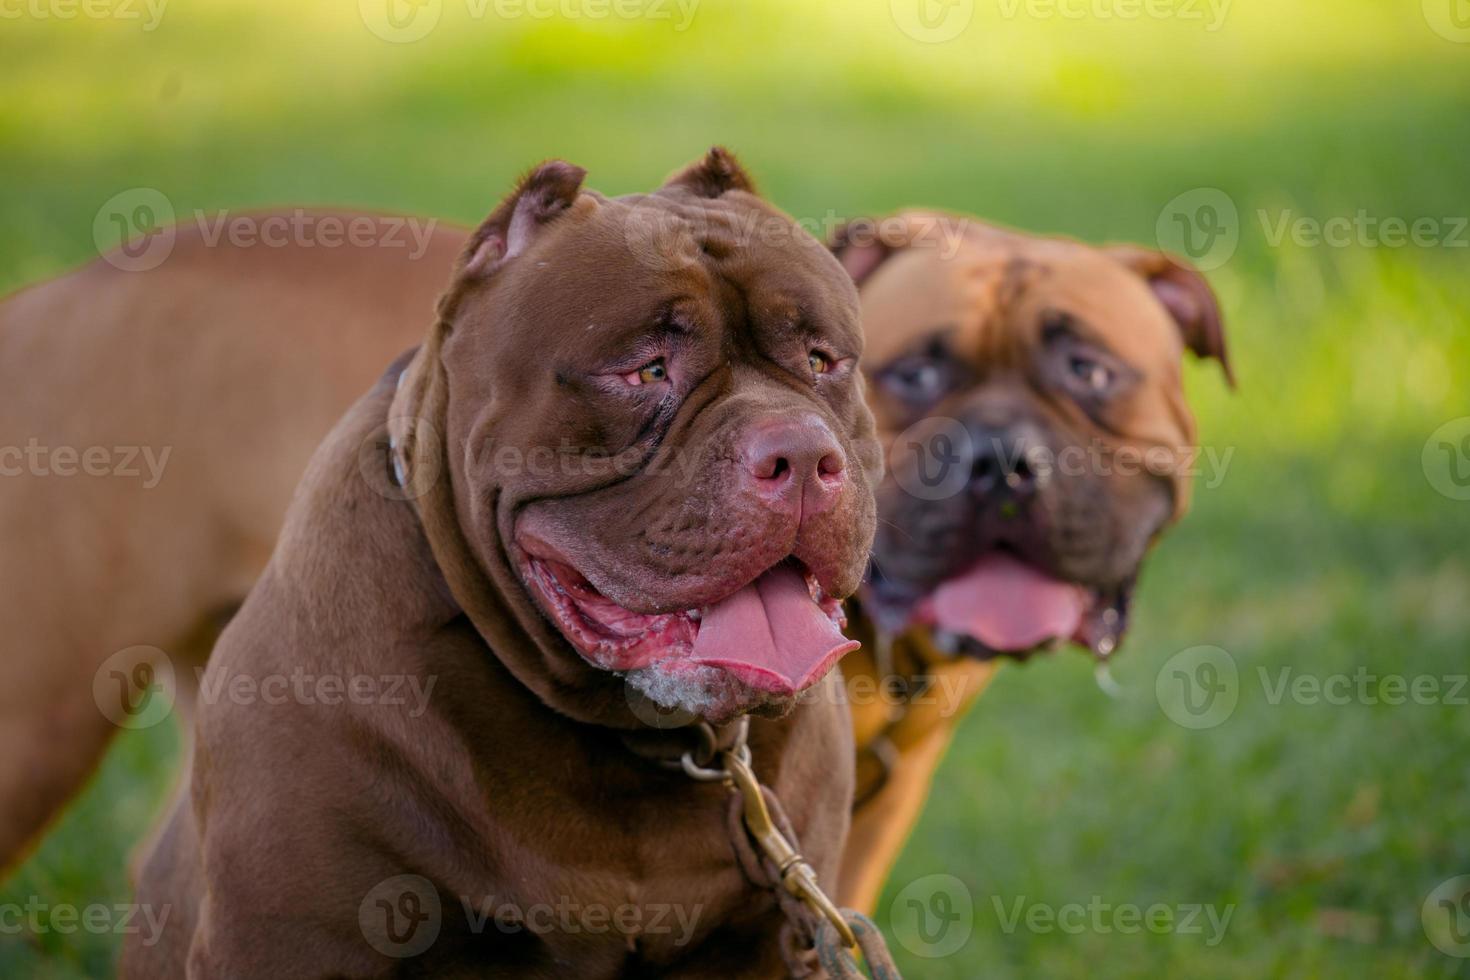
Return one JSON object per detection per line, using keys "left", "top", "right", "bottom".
{"left": 689, "top": 565, "right": 858, "bottom": 694}
{"left": 932, "top": 553, "right": 1086, "bottom": 652}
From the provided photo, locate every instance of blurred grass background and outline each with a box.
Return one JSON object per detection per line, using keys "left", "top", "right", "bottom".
{"left": 3, "top": 0, "right": 1469, "bottom": 975}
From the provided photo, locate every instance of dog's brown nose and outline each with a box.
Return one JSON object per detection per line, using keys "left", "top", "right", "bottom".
{"left": 741, "top": 416, "right": 846, "bottom": 517}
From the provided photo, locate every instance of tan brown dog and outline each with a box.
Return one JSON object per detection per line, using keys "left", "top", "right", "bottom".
{"left": 0, "top": 195, "right": 1223, "bottom": 934}
{"left": 0, "top": 212, "right": 468, "bottom": 873}
{"left": 123, "top": 151, "right": 883, "bottom": 976}
{"left": 831, "top": 212, "right": 1230, "bottom": 909}
{"left": 0, "top": 210, "right": 461, "bottom": 871}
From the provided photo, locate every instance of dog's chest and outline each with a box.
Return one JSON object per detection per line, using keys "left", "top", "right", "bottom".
{"left": 441, "top": 752, "right": 791, "bottom": 973}
{"left": 409, "top": 635, "right": 849, "bottom": 975}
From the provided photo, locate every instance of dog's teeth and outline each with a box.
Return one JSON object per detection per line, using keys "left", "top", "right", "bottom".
{"left": 686, "top": 609, "right": 701, "bottom": 622}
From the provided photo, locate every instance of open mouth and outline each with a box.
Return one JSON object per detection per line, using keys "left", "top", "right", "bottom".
{"left": 869, "top": 550, "right": 1128, "bottom": 661}
{"left": 519, "top": 548, "right": 857, "bottom": 697}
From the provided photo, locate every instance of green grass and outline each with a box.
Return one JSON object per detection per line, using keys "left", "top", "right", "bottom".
{"left": 3, "top": 1, "right": 1469, "bottom": 975}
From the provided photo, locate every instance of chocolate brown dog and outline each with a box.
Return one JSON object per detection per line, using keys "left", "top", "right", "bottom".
{"left": 122, "top": 152, "right": 882, "bottom": 976}
{"left": 831, "top": 211, "right": 1231, "bottom": 909}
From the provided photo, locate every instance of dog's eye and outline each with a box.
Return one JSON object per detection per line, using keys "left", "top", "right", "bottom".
{"left": 624, "top": 358, "right": 668, "bottom": 386}
{"left": 808, "top": 350, "right": 834, "bottom": 375}
{"left": 1069, "top": 354, "right": 1113, "bottom": 392}
{"left": 899, "top": 363, "right": 938, "bottom": 390}
{"left": 881, "top": 358, "right": 944, "bottom": 403}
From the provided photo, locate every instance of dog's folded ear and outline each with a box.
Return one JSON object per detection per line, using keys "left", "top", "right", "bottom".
{"left": 828, "top": 217, "right": 899, "bottom": 285}
{"left": 1107, "top": 245, "right": 1236, "bottom": 388}
{"left": 828, "top": 212, "right": 966, "bottom": 286}
{"left": 460, "top": 160, "right": 588, "bottom": 279}
{"left": 661, "top": 146, "right": 755, "bottom": 198}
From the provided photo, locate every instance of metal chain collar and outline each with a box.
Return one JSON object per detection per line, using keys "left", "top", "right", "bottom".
{"left": 671, "top": 716, "right": 904, "bottom": 978}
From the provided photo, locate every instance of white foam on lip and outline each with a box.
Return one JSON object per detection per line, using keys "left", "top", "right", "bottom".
{"left": 622, "top": 659, "right": 802, "bottom": 725}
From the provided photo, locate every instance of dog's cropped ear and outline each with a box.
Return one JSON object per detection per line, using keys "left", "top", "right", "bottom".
{"left": 460, "top": 160, "right": 588, "bottom": 279}
{"left": 1107, "top": 245, "right": 1235, "bottom": 388}
{"left": 661, "top": 146, "right": 755, "bottom": 198}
